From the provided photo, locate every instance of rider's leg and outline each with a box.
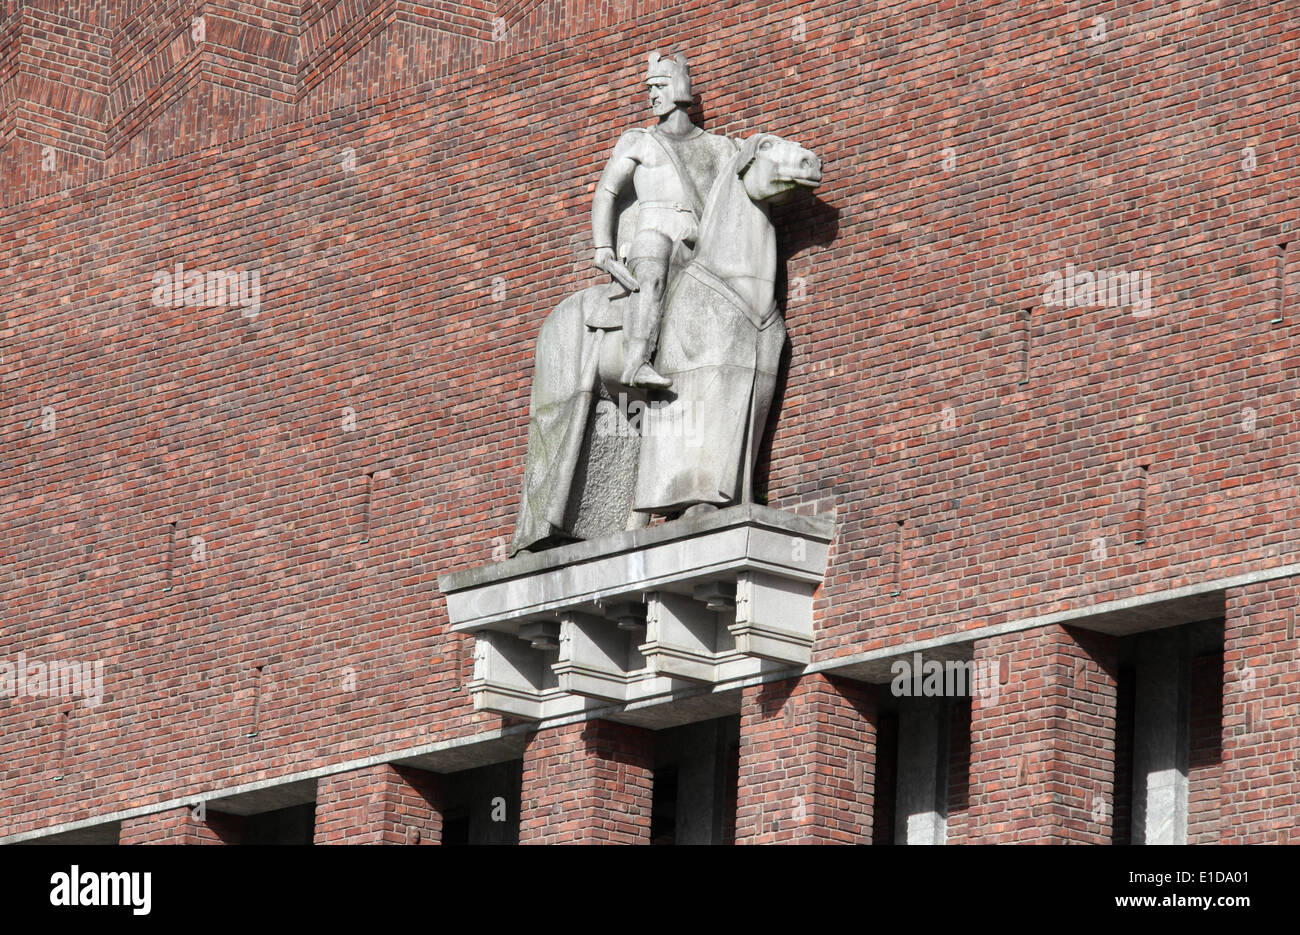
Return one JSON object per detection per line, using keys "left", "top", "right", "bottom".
{"left": 623, "top": 234, "right": 674, "bottom": 389}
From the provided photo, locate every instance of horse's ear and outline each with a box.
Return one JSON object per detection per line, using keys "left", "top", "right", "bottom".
{"left": 736, "top": 134, "right": 765, "bottom": 178}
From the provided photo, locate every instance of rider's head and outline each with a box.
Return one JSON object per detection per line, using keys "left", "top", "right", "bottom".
{"left": 645, "top": 51, "right": 692, "bottom": 116}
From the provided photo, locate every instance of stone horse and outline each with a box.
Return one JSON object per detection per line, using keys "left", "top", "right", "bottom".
{"left": 511, "top": 132, "right": 823, "bottom": 555}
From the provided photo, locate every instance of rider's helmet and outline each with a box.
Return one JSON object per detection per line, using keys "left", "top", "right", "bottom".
{"left": 645, "top": 51, "right": 693, "bottom": 104}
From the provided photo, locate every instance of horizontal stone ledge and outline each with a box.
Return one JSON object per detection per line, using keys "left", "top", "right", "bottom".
{"left": 811, "top": 578, "right": 1233, "bottom": 684}
{"left": 439, "top": 503, "right": 834, "bottom": 632}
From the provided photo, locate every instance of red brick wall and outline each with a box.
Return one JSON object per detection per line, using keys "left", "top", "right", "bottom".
{"left": 967, "top": 626, "right": 1118, "bottom": 844}
{"left": 736, "top": 674, "right": 876, "bottom": 844}
{"left": 944, "top": 698, "right": 972, "bottom": 844}
{"left": 870, "top": 710, "right": 897, "bottom": 845}
{"left": 119, "top": 805, "right": 242, "bottom": 844}
{"left": 314, "top": 763, "right": 443, "bottom": 844}
{"left": 1221, "top": 579, "right": 1300, "bottom": 844}
{"left": 2, "top": 0, "right": 1298, "bottom": 840}
{"left": 518, "top": 720, "right": 653, "bottom": 845}
{"left": 1187, "top": 650, "right": 1225, "bottom": 845}
{"left": 1110, "top": 665, "right": 1135, "bottom": 845}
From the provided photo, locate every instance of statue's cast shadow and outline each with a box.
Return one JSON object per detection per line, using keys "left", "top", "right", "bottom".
{"left": 754, "top": 195, "right": 841, "bottom": 504}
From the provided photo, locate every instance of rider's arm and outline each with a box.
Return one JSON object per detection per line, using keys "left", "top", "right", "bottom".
{"left": 592, "top": 130, "right": 643, "bottom": 252}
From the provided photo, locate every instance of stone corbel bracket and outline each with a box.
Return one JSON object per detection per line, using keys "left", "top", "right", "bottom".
{"left": 438, "top": 504, "right": 835, "bottom": 720}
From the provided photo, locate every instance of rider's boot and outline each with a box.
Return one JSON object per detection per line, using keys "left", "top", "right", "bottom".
{"left": 632, "top": 362, "right": 673, "bottom": 389}
{"left": 622, "top": 339, "right": 673, "bottom": 389}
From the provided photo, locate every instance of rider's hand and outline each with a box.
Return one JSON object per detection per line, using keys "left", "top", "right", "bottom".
{"left": 593, "top": 247, "right": 615, "bottom": 271}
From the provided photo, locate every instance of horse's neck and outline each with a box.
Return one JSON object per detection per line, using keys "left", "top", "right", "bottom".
{"left": 691, "top": 173, "right": 775, "bottom": 314}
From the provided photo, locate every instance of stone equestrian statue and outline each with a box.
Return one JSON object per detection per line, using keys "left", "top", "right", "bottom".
{"left": 510, "top": 52, "right": 823, "bottom": 555}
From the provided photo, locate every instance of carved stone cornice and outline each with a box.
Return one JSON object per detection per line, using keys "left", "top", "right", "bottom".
{"left": 439, "top": 504, "right": 835, "bottom": 720}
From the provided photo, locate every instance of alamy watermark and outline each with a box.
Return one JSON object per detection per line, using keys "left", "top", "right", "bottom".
{"left": 50, "top": 866, "right": 150, "bottom": 916}
{"left": 594, "top": 393, "right": 703, "bottom": 446}
{"left": 1041, "top": 263, "right": 1153, "bottom": 317}
{"left": 150, "top": 263, "right": 261, "bottom": 318}
{"left": 890, "top": 651, "right": 1000, "bottom": 703}
{"left": 0, "top": 653, "right": 104, "bottom": 708}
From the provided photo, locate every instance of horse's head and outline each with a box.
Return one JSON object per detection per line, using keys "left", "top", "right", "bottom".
{"left": 736, "top": 133, "right": 822, "bottom": 204}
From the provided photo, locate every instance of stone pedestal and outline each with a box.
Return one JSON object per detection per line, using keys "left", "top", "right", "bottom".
{"left": 1132, "top": 627, "right": 1191, "bottom": 845}
{"left": 896, "top": 696, "right": 951, "bottom": 845}
{"left": 439, "top": 505, "right": 834, "bottom": 720}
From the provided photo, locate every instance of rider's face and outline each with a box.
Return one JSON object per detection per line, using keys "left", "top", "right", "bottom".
{"left": 647, "top": 79, "right": 674, "bottom": 117}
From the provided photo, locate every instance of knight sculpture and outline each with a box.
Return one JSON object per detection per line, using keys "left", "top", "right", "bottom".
{"left": 592, "top": 52, "right": 737, "bottom": 390}
{"left": 510, "top": 52, "right": 823, "bottom": 555}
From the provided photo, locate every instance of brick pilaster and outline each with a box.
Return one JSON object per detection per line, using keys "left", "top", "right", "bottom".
{"left": 1221, "top": 578, "right": 1300, "bottom": 844}
{"left": 1188, "top": 649, "right": 1225, "bottom": 844}
{"left": 966, "top": 625, "right": 1118, "bottom": 843}
{"left": 735, "top": 673, "right": 877, "bottom": 844}
{"left": 313, "top": 763, "right": 443, "bottom": 845}
{"left": 119, "top": 805, "right": 241, "bottom": 844}
{"left": 519, "top": 720, "right": 654, "bottom": 844}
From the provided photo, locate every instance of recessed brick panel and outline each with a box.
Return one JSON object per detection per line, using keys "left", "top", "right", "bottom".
{"left": 1187, "top": 650, "right": 1224, "bottom": 844}
{"left": 119, "top": 805, "right": 242, "bottom": 843}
